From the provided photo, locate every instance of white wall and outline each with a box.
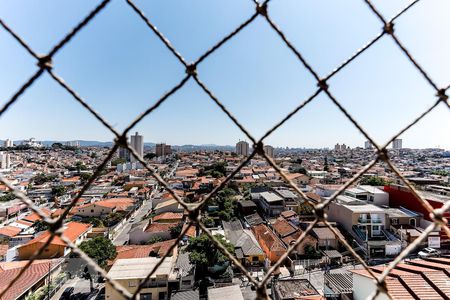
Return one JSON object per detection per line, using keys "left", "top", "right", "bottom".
{"left": 353, "top": 273, "right": 389, "bottom": 300}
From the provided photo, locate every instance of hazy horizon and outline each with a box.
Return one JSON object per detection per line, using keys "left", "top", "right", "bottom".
{"left": 1, "top": 1, "right": 449, "bottom": 149}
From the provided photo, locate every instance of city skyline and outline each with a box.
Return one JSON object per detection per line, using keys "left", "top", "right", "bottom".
{"left": 1, "top": 1, "right": 449, "bottom": 149}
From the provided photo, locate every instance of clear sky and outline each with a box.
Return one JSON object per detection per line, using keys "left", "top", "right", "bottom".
{"left": 0, "top": 0, "right": 449, "bottom": 149}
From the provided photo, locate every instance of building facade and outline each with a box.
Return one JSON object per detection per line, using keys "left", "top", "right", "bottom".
{"left": 236, "top": 141, "right": 249, "bottom": 157}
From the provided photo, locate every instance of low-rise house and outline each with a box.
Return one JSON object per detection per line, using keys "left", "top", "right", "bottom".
{"left": 152, "top": 212, "right": 183, "bottom": 223}
{"left": 222, "top": 220, "right": 265, "bottom": 266}
{"left": 75, "top": 198, "right": 134, "bottom": 218}
{"left": 0, "top": 259, "right": 63, "bottom": 300}
{"left": 153, "top": 199, "right": 184, "bottom": 215}
{"left": 17, "top": 222, "right": 92, "bottom": 260}
{"left": 344, "top": 185, "right": 389, "bottom": 206}
{"left": 0, "top": 226, "right": 22, "bottom": 240}
{"left": 253, "top": 191, "right": 285, "bottom": 217}
{"left": 252, "top": 224, "right": 286, "bottom": 264}
{"left": 271, "top": 218, "right": 318, "bottom": 256}
{"left": 272, "top": 278, "right": 324, "bottom": 300}
{"left": 351, "top": 258, "right": 450, "bottom": 299}
{"left": 173, "top": 249, "right": 195, "bottom": 291}
{"left": 208, "top": 285, "right": 244, "bottom": 300}
{"left": 129, "top": 220, "right": 179, "bottom": 245}
{"left": 106, "top": 257, "right": 176, "bottom": 300}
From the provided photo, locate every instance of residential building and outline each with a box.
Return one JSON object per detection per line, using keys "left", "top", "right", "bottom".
{"left": 252, "top": 223, "right": 286, "bottom": 264}
{"left": 3, "top": 139, "right": 13, "bottom": 148}
{"left": 272, "top": 278, "right": 324, "bottom": 300}
{"left": 106, "top": 257, "right": 176, "bottom": 300}
{"left": 364, "top": 141, "right": 373, "bottom": 149}
{"left": 236, "top": 140, "right": 249, "bottom": 157}
{"left": 263, "top": 145, "right": 274, "bottom": 158}
{"left": 208, "top": 285, "right": 244, "bottom": 300}
{"left": 130, "top": 132, "right": 144, "bottom": 162}
{"left": 385, "top": 184, "right": 450, "bottom": 245}
{"left": 392, "top": 138, "right": 402, "bottom": 149}
{"left": 0, "top": 259, "right": 63, "bottom": 300}
{"left": 271, "top": 217, "right": 317, "bottom": 255}
{"left": 155, "top": 143, "right": 172, "bottom": 157}
{"left": 128, "top": 220, "right": 180, "bottom": 245}
{"left": 327, "top": 195, "right": 401, "bottom": 257}
{"left": 343, "top": 185, "right": 389, "bottom": 206}
{"left": 252, "top": 191, "right": 285, "bottom": 217}
{"left": 65, "top": 140, "right": 80, "bottom": 147}
{"left": 75, "top": 198, "right": 134, "bottom": 217}
{"left": 17, "top": 222, "right": 92, "bottom": 260}
{"left": 222, "top": 220, "right": 265, "bottom": 266}
{"left": 351, "top": 258, "right": 450, "bottom": 299}
{"left": 0, "top": 152, "right": 11, "bottom": 169}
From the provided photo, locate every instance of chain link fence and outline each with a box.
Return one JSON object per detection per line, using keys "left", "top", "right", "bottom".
{"left": 1, "top": 0, "right": 449, "bottom": 299}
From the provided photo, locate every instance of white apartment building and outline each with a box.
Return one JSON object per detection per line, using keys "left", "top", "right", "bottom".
{"left": 0, "top": 152, "right": 11, "bottom": 170}
{"left": 392, "top": 138, "right": 402, "bottom": 149}
{"left": 3, "top": 139, "right": 13, "bottom": 148}
{"left": 130, "top": 132, "right": 144, "bottom": 162}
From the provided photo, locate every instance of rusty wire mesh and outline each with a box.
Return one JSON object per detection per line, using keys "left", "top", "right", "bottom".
{"left": 1, "top": 0, "right": 449, "bottom": 299}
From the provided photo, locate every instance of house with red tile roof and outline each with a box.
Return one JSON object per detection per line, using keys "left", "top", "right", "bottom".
{"left": 271, "top": 218, "right": 318, "bottom": 256}
{"left": 351, "top": 258, "right": 450, "bottom": 299}
{"left": 0, "top": 259, "right": 63, "bottom": 300}
{"left": 0, "top": 226, "right": 22, "bottom": 239}
{"left": 152, "top": 212, "right": 183, "bottom": 223}
{"left": 75, "top": 198, "right": 134, "bottom": 217}
{"left": 17, "top": 222, "right": 92, "bottom": 260}
{"left": 251, "top": 224, "right": 286, "bottom": 264}
{"left": 108, "top": 239, "right": 178, "bottom": 267}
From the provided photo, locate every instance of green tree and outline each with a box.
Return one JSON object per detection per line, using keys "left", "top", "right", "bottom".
{"left": 0, "top": 192, "right": 16, "bottom": 202}
{"left": 79, "top": 236, "right": 116, "bottom": 268}
{"left": 51, "top": 185, "right": 66, "bottom": 197}
{"left": 360, "top": 176, "right": 389, "bottom": 186}
{"left": 323, "top": 157, "right": 329, "bottom": 172}
{"left": 51, "top": 142, "right": 63, "bottom": 149}
{"left": 111, "top": 158, "right": 126, "bottom": 166}
{"left": 34, "top": 220, "right": 50, "bottom": 232}
{"left": 169, "top": 222, "right": 183, "bottom": 238}
{"left": 80, "top": 172, "right": 92, "bottom": 184}
{"left": 32, "top": 173, "right": 57, "bottom": 185}
{"left": 147, "top": 236, "right": 165, "bottom": 244}
{"left": 185, "top": 234, "right": 234, "bottom": 273}
{"left": 144, "top": 153, "right": 157, "bottom": 160}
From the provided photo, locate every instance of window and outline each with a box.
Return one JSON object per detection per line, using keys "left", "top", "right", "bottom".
{"left": 252, "top": 256, "right": 259, "bottom": 262}
{"left": 91, "top": 209, "right": 94, "bottom": 213}
{"left": 159, "top": 292, "right": 166, "bottom": 300}
{"left": 140, "top": 293, "right": 152, "bottom": 300}
{"left": 409, "top": 218, "right": 416, "bottom": 227}
{"left": 182, "top": 280, "right": 191, "bottom": 286}
{"left": 391, "top": 218, "right": 399, "bottom": 225}
{"left": 128, "top": 281, "right": 136, "bottom": 287}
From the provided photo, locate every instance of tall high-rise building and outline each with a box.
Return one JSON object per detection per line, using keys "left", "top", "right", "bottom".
{"left": 364, "top": 141, "right": 373, "bottom": 149}
{"left": 334, "top": 143, "right": 340, "bottom": 151}
{"left": 130, "top": 132, "right": 144, "bottom": 162}
{"left": 0, "top": 152, "right": 11, "bottom": 169}
{"left": 3, "top": 139, "right": 13, "bottom": 148}
{"left": 263, "top": 145, "right": 274, "bottom": 158}
{"left": 155, "top": 143, "right": 172, "bottom": 157}
{"left": 392, "top": 138, "right": 402, "bottom": 149}
{"left": 236, "top": 141, "right": 249, "bottom": 157}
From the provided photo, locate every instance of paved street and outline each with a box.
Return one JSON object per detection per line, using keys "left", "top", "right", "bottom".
{"left": 112, "top": 199, "right": 153, "bottom": 246}
{"left": 112, "top": 158, "right": 178, "bottom": 246}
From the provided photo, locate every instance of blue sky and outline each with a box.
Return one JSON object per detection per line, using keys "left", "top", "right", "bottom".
{"left": 0, "top": 0, "right": 449, "bottom": 149}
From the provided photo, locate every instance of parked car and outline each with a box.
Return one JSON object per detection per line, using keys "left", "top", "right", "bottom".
{"left": 418, "top": 247, "right": 440, "bottom": 258}
{"left": 61, "top": 287, "right": 74, "bottom": 299}
{"left": 130, "top": 217, "right": 135, "bottom": 222}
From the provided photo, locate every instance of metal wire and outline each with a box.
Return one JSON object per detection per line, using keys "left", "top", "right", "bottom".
{"left": 0, "top": 0, "right": 448, "bottom": 299}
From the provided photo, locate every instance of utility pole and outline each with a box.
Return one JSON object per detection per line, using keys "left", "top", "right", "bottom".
{"left": 47, "top": 262, "right": 51, "bottom": 300}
